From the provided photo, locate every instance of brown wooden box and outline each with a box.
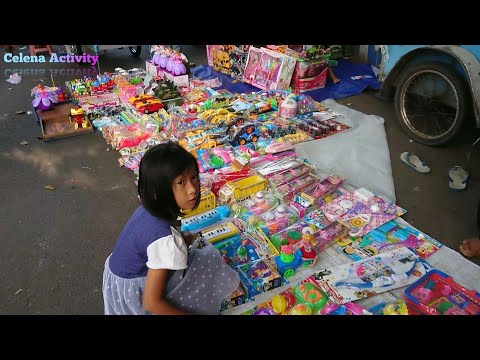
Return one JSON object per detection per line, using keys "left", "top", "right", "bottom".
{"left": 35, "top": 101, "right": 94, "bottom": 141}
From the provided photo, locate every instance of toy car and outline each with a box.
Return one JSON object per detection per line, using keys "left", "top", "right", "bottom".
{"left": 129, "top": 94, "right": 155, "bottom": 106}
{"left": 135, "top": 99, "right": 163, "bottom": 114}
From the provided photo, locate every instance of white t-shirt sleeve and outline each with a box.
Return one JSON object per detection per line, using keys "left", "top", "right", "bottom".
{"left": 146, "top": 227, "right": 188, "bottom": 270}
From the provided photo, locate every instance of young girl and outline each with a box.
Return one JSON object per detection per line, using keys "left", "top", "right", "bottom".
{"left": 103, "top": 142, "right": 240, "bottom": 315}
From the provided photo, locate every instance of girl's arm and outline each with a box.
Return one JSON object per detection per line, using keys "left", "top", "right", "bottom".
{"left": 143, "top": 268, "right": 190, "bottom": 315}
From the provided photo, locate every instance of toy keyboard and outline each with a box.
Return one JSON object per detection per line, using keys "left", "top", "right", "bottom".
{"left": 200, "top": 221, "right": 240, "bottom": 244}
{"left": 181, "top": 205, "right": 231, "bottom": 232}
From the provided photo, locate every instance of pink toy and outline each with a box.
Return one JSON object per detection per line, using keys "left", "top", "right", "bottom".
{"left": 151, "top": 45, "right": 162, "bottom": 66}
{"left": 166, "top": 48, "right": 175, "bottom": 73}
{"left": 300, "top": 231, "right": 317, "bottom": 263}
{"left": 265, "top": 140, "right": 294, "bottom": 154}
{"left": 172, "top": 51, "right": 187, "bottom": 76}
{"left": 159, "top": 46, "right": 169, "bottom": 68}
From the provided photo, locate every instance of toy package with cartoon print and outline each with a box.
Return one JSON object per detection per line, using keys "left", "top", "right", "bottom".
{"left": 310, "top": 247, "right": 426, "bottom": 304}
{"left": 335, "top": 218, "right": 443, "bottom": 261}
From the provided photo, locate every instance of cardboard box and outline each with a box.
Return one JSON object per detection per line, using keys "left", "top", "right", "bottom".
{"left": 34, "top": 101, "right": 94, "bottom": 141}
{"left": 291, "top": 60, "right": 328, "bottom": 92}
{"left": 164, "top": 71, "right": 189, "bottom": 88}
{"left": 145, "top": 60, "right": 165, "bottom": 78}
{"left": 242, "top": 47, "right": 297, "bottom": 91}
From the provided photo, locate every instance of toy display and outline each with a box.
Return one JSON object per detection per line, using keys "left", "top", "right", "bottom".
{"left": 269, "top": 221, "right": 315, "bottom": 251}
{"left": 291, "top": 59, "right": 329, "bottom": 93}
{"left": 199, "top": 221, "right": 241, "bottom": 246}
{"left": 369, "top": 300, "right": 409, "bottom": 315}
{"left": 276, "top": 172, "right": 320, "bottom": 201}
{"left": 218, "top": 174, "right": 267, "bottom": 203}
{"left": 235, "top": 257, "right": 283, "bottom": 299}
{"left": 48, "top": 61, "right": 465, "bottom": 316}
{"left": 219, "top": 235, "right": 262, "bottom": 267}
{"left": 259, "top": 204, "right": 299, "bottom": 236}
{"left": 243, "top": 47, "right": 297, "bottom": 91}
{"left": 180, "top": 205, "right": 231, "bottom": 232}
{"left": 311, "top": 247, "right": 426, "bottom": 304}
{"left": 196, "top": 147, "right": 234, "bottom": 173}
{"left": 320, "top": 188, "right": 406, "bottom": 238}
{"left": 335, "top": 219, "right": 443, "bottom": 261}
{"left": 274, "top": 245, "right": 303, "bottom": 278}
{"left": 244, "top": 277, "right": 330, "bottom": 315}
{"left": 403, "top": 269, "right": 480, "bottom": 315}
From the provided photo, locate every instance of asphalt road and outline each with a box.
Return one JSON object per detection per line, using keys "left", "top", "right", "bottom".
{"left": 1, "top": 45, "right": 479, "bottom": 314}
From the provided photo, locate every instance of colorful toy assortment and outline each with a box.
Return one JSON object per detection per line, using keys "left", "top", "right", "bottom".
{"left": 321, "top": 188, "right": 406, "bottom": 238}
{"left": 403, "top": 269, "right": 480, "bottom": 315}
{"left": 244, "top": 276, "right": 371, "bottom": 315}
{"left": 53, "top": 58, "right": 466, "bottom": 315}
{"left": 310, "top": 247, "right": 427, "bottom": 304}
{"left": 335, "top": 219, "right": 443, "bottom": 262}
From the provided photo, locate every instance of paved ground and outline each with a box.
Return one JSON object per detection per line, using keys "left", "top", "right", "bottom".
{"left": 1, "top": 45, "right": 479, "bottom": 314}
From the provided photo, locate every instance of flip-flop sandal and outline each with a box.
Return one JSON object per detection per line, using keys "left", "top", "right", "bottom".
{"left": 400, "top": 152, "right": 431, "bottom": 174}
{"left": 448, "top": 166, "right": 469, "bottom": 190}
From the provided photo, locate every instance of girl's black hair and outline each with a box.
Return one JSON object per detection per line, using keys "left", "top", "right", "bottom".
{"left": 138, "top": 141, "right": 200, "bottom": 223}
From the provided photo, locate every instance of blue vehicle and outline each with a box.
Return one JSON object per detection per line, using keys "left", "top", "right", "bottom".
{"left": 225, "top": 122, "right": 261, "bottom": 146}
{"left": 363, "top": 45, "right": 480, "bottom": 146}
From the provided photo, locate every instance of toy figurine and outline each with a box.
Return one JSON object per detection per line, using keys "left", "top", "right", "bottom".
{"left": 166, "top": 48, "right": 175, "bottom": 73}
{"left": 300, "top": 231, "right": 317, "bottom": 266}
{"left": 172, "top": 51, "right": 187, "bottom": 76}
{"left": 69, "top": 106, "right": 88, "bottom": 129}
{"left": 31, "top": 84, "right": 58, "bottom": 111}
{"left": 151, "top": 45, "right": 162, "bottom": 66}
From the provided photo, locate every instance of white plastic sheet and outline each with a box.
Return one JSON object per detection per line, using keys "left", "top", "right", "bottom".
{"left": 294, "top": 99, "right": 397, "bottom": 202}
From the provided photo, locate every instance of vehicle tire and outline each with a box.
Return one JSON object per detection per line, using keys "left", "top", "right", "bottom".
{"left": 129, "top": 46, "right": 142, "bottom": 57}
{"left": 394, "top": 62, "right": 471, "bottom": 146}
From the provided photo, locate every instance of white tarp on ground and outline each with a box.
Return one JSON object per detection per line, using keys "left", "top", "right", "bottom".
{"left": 222, "top": 100, "right": 480, "bottom": 315}
{"left": 295, "top": 99, "right": 397, "bottom": 202}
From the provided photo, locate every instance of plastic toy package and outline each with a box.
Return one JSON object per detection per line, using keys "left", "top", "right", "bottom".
{"left": 276, "top": 172, "right": 320, "bottom": 201}
{"left": 320, "top": 188, "right": 407, "bottom": 238}
{"left": 403, "top": 269, "right": 480, "bottom": 315}
{"left": 310, "top": 247, "right": 427, "bottom": 304}
{"left": 267, "top": 162, "right": 315, "bottom": 188}
{"left": 235, "top": 257, "right": 283, "bottom": 299}
{"left": 218, "top": 233, "right": 263, "bottom": 268}
{"left": 240, "top": 190, "right": 281, "bottom": 215}
{"left": 196, "top": 146, "right": 234, "bottom": 173}
{"left": 217, "top": 174, "right": 268, "bottom": 203}
{"left": 259, "top": 204, "right": 299, "bottom": 236}
{"left": 335, "top": 219, "right": 443, "bottom": 262}
{"left": 268, "top": 221, "right": 315, "bottom": 251}
{"left": 243, "top": 276, "right": 372, "bottom": 315}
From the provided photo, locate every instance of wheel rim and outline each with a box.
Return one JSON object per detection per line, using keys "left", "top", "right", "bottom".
{"left": 400, "top": 69, "right": 459, "bottom": 140}
{"left": 284, "top": 268, "right": 295, "bottom": 278}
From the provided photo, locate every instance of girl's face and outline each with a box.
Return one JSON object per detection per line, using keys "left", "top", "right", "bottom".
{"left": 172, "top": 166, "right": 200, "bottom": 211}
